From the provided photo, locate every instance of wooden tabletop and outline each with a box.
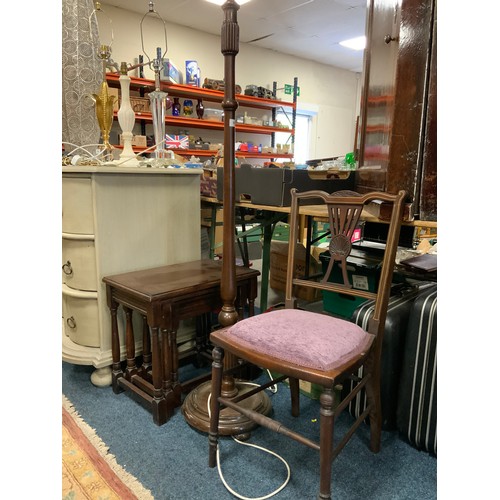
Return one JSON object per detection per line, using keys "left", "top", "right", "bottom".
{"left": 103, "top": 259, "right": 259, "bottom": 300}
{"left": 200, "top": 196, "right": 437, "bottom": 228}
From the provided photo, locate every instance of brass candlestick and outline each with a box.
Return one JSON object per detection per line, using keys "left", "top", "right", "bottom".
{"left": 91, "top": 44, "right": 116, "bottom": 159}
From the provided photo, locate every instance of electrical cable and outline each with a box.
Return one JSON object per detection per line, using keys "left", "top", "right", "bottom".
{"left": 216, "top": 436, "right": 291, "bottom": 500}
{"left": 208, "top": 378, "right": 290, "bottom": 499}
{"left": 62, "top": 138, "right": 180, "bottom": 167}
{"left": 265, "top": 369, "right": 278, "bottom": 394}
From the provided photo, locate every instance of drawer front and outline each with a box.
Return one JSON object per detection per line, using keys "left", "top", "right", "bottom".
{"left": 62, "top": 291, "right": 100, "bottom": 347}
{"left": 62, "top": 237, "right": 97, "bottom": 291}
{"left": 62, "top": 176, "right": 94, "bottom": 234}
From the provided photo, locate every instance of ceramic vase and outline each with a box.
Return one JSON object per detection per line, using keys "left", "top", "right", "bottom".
{"left": 172, "top": 97, "right": 181, "bottom": 116}
{"left": 183, "top": 99, "right": 194, "bottom": 116}
{"left": 196, "top": 99, "right": 204, "bottom": 119}
{"left": 117, "top": 72, "right": 139, "bottom": 166}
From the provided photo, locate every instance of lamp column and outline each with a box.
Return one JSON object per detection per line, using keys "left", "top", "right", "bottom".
{"left": 182, "top": 0, "right": 272, "bottom": 438}
{"left": 116, "top": 62, "right": 139, "bottom": 166}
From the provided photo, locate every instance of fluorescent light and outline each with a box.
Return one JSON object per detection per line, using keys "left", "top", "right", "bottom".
{"left": 205, "top": 0, "right": 252, "bottom": 5}
{"left": 339, "top": 36, "right": 366, "bottom": 51}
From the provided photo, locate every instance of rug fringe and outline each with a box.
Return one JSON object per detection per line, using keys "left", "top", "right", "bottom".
{"left": 62, "top": 395, "right": 154, "bottom": 499}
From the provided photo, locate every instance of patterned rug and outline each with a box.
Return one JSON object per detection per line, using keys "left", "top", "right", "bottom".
{"left": 62, "top": 396, "right": 153, "bottom": 499}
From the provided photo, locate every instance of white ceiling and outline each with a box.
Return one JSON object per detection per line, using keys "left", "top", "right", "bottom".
{"left": 103, "top": 0, "right": 367, "bottom": 72}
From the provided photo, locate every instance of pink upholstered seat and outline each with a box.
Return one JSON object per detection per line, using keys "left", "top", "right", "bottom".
{"left": 224, "top": 309, "right": 374, "bottom": 371}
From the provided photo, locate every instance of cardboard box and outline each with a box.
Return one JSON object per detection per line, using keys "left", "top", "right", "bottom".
{"left": 160, "top": 59, "right": 182, "bottom": 84}
{"left": 270, "top": 241, "right": 321, "bottom": 302}
{"left": 200, "top": 207, "right": 224, "bottom": 256}
{"left": 185, "top": 60, "right": 200, "bottom": 86}
{"left": 200, "top": 177, "right": 217, "bottom": 197}
{"left": 119, "top": 135, "right": 147, "bottom": 147}
{"left": 216, "top": 164, "right": 355, "bottom": 206}
{"left": 108, "top": 87, "right": 120, "bottom": 112}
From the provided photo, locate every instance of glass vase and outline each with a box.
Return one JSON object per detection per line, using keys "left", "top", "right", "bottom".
{"left": 149, "top": 90, "right": 168, "bottom": 159}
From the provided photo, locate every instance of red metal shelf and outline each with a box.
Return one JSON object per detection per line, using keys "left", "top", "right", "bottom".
{"left": 105, "top": 73, "right": 295, "bottom": 111}
{"left": 112, "top": 144, "right": 293, "bottom": 160}
{"left": 114, "top": 111, "right": 292, "bottom": 135}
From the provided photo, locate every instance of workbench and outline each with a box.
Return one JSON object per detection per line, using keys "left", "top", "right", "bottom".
{"left": 201, "top": 196, "right": 437, "bottom": 312}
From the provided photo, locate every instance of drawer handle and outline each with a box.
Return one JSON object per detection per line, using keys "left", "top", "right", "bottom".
{"left": 66, "top": 316, "right": 77, "bottom": 329}
{"left": 62, "top": 260, "right": 73, "bottom": 276}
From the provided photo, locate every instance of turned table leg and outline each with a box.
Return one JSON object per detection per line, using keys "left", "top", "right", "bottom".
{"left": 109, "top": 297, "right": 124, "bottom": 393}
{"left": 124, "top": 306, "right": 138, "bottom": 380}
{"left": 141, "top": 315, "right": 152, "bottom": 378}
{"left": 170, "top": 326, "right": 182, "bottom": 405}
{"left": 151, "top": 325, "right": 168, "bottom": 425}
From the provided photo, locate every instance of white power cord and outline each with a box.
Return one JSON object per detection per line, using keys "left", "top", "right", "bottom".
{"left": 208, "top": 378, "right": 291, "bottom": 500}
{"left": 62, "top": 139, "right": 177, "bottom": 167}
{"left": 216, "top": 435, "right": 291, "bottom": 500}
{"left": 265, "top": 369, "right": 278, "bottom": 394}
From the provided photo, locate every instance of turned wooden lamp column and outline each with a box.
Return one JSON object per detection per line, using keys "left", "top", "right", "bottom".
{"left": 182, "top": 0, "right": 271, "bottom": 437}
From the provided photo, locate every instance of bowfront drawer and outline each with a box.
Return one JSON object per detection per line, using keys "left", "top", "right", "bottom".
{"left": 62, "top": 285, "right": 100, "bottom": 347}
{"left": 62, "top": 176, "right": 94, "bottom": 234}
{"left": 62, "top": 235, "right": 97, "bottom": 291}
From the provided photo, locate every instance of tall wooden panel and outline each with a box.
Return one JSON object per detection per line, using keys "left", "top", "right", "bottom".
{"left": 357, "top": 0, "right": 437, "bottom": 221}
{"left": 418, "top": 8, "right": 437, "bottom": 221}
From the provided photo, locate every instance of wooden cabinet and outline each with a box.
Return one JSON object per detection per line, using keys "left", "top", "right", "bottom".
{"left": 62, "top": 166, "right": 202, "bottom": 386}
{"left": 105, "top": 73, "right": 298, "bottom": 161}
{"left": 357, "top": 0, "right": 437, "bottom": 221}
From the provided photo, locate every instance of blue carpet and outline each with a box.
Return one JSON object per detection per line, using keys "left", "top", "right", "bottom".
{"left": 62, "top": 361, "right": 436, "bottom": 499}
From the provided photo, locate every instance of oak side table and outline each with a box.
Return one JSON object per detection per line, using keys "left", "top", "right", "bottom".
{"left": 103, "top": 259, "right": 259, "bottom": 425}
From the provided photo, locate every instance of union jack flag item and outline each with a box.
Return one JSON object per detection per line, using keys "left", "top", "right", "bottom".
{"left": 165, "top": 134, "right": 189, "bottom": 149}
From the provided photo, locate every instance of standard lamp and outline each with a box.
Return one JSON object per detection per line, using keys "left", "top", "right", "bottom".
{"left": 182, "top": 0, "right": 272, "bottom": 438}
{"left": 139, "top": 1, "right": 170, "bottom": 164}
{"left": 89, "top": 2, "right": 116, "bottom": 162}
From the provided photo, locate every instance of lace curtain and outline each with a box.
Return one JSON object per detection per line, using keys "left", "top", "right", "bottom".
{"left": 62, "top": 0, "right": 102, "bottom": 153}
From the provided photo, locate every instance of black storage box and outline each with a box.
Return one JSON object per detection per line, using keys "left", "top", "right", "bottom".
{"left": 319, "top": 248, "right": 382, "bottom": 318}
{"left": 216, "top": 164, "right": 355, "bottom": 206}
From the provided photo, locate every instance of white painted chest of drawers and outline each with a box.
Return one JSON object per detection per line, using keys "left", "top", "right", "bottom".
{"left": 62, "top": 165, "right": 201, "bottom": 385}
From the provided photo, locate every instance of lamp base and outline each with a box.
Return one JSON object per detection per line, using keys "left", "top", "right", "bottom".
{"left": 182, "top": 379, "right": 272, "bottom": 438}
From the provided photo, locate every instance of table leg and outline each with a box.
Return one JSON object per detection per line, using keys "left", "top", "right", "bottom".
{"left": 124, "top": 307, "right": 137, "bottom": 380}
{"left": 141, "top": 315, "right": 152, "bottom": 378}
{"left": 236, "top": 207, "right": 250, "bottom": 267}
{"left": 110, "top": 298, "right": 124, "bottom": 393}
{"left": 209, "top": 204, "right": 217, "bottom": 260}
{"left": 248, "top": 283, "right": 256, "bottom": 317}
{"left": 169, "top": 322, "right": 182, "bottom": 405}
{"left": 260, "top": 222, "right": 273, "bottom": 312}
{"left": 151, "top": 325, "right": 169, "bottom": 425}
{"left": 195, "top": 314, "right": 211, "bottom": 366}
{"left": 158, "top": 302, "right": 180, "bottom": 415}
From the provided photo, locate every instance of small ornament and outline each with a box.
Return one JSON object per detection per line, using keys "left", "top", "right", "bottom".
{"left": 196, "top": 99, "right": 204, "bottom": 119}
{"left": 183, "top": 99, "right": 194, "bottom": 116}
{"left": 172, "top": 97, "right": 181, "bottom": 116}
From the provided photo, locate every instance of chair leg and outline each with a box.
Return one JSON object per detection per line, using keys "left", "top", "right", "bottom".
{"left": 209, "top": 346, "right": 224, "bottom": 468}
{"left": 318, "top": 387, "right": 335, "bottom": 500}
{"left": 365, "top": 361, "right": 382, "bottom": 453}
{"left": 289, "top": 377, "right": 300, "bottom": 417}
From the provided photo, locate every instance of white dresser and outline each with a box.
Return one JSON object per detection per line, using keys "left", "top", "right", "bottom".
{"left": 62, "top": 165, "right": 202, "bottom": 386}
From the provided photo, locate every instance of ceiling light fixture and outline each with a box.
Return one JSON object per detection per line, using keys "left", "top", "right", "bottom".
{"left": 339, "top": 35, "right": 366, "bottom": 50}
{"left": 205, "top": 0, "right": 252, "bottom": 6}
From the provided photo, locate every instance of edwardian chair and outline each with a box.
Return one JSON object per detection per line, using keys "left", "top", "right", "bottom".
{"left": 208, "top": 188, "right": 406, "bottom": 500}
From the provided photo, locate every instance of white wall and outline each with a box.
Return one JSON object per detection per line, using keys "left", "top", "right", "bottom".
{"left": 101, "top": 3, "right": 361, "bottom": 159}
